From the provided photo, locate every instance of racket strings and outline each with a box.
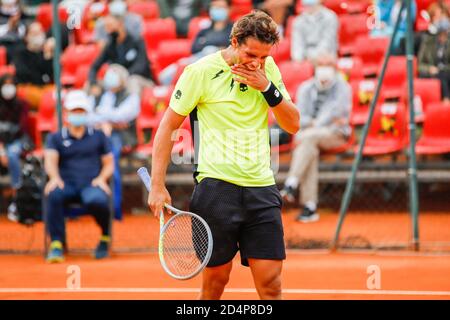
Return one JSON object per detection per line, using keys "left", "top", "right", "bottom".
{"left": 161, "top": 214, "right": 210, "bottom": 277}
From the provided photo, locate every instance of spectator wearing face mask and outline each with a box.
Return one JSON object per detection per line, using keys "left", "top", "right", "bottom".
{"left": 157, "top": 0, "right": 210, "bottom": 37}
{"left": 291, "top": 0, "right": 338, "bottom": 62}
{"left": 280, "top": 52, "right": 351, "bottom": 223}
{"left": 191, "top": 0, "right": 233, "bottom": 54}
{"left": 418, "top": 15, "right": 450, "bottom": 102}
{"left": 0, "top": 73, "right": 30, "bottom": 222}
{"left": 89, "top": 64, "right": 140, "bottom": 219}
{"left": 93, "top": 0, "right": 143, "bottom": 48}
{"left": 159, "top": 0, "right": 233, "bottom": 85}
{"left": 0, "top": 0, "right": 27, "bottom": 59}
{"left": 88, "top": 13, "right": 154, "bottom": 97}
{"left": 44, "top": 90, "right": 114, "bottom": 263}
{"left": 11, "top": 22, "right": 54, "bottom": 110}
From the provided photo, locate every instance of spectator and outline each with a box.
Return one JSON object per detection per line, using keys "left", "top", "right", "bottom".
{"left": 159, "top": 0, "right": 233, "bottom": 85}
{"left": 12, "top": 22, "right": 54, "bottom": 110}
{"left": 0, "top": 73, "right": 30, "bottom": 222}
{"left": 94, "top": 0, "right": 143, "bottom": 48}
{"left": 280, "top": 52, "right": 351, "bottom": 222}
{"left": 253, "top": 0, "right": 295, "bottom": 36}
{"left": 44, "top": 90, "right": 114, "bottom": 263}
{"left": 418, "top": 17, "right": 450, "bottom": 102}
{"left": 291, "top": 0, "right": 338, "bottom": 62}
{"left": 90, "top": 64, "right": 140, "bottom": 219}
{"left": 0, "top": 0, "right": 27, "bottom": 60}
{"left": 191, "top": 0, "right": 233, "bottom": 54}
{"left": 371, "top": 0, "right": 417, "bottom": 55}
{"left": 157, "top": 0, "right": 210, "bottom": 37}
{"left": 88, "top": 13, "right": 154, "bottom": 96}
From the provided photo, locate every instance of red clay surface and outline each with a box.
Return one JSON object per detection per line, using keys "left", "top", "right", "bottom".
{"left": 1, "top": 251, "right": 450, "bottom": 300}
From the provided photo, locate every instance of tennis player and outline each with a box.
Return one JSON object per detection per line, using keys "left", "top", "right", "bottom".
{"left": 148, "top": 11, "right": 300, "bottom": 300}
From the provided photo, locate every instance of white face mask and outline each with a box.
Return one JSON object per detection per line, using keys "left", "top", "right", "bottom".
{"left": 103, "top": 70, "right": 121, "bottom": 90}
{"left": 27, "top": 33, "right": 46, "bottom": 52}
{"left": 315, "top": 66, "right": 336, "bottom": 91}
{"left": 1, "top": 83, "right": 16, "bottom": 100}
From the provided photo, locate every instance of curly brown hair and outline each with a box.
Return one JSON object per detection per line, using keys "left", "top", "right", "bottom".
{"left": 230, "top": 10, "right": 280, "bottom": 46}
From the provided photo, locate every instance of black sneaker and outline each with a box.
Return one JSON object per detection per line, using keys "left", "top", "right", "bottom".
{"left": 94, "top": 239, "right": 110, "bottom": 260}
{"left": 280, "top": 185, "right": 296, "bottom": 204}
{"left": 296, "top": 206, "right": 319, "bottom": 223}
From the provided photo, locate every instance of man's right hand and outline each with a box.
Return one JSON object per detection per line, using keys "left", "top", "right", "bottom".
{"left": 44, "top": 177, "right": 64, "bottom": 195}
{"left": 148, "top": 184, "right": 172, "bottom": 218}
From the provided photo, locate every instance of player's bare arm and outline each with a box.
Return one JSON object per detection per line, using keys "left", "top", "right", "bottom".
{"left": 148, "top": 109, "right": 185, "bottom": 217}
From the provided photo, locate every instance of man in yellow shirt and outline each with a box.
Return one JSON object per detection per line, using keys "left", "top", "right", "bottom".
{"left": 148, "top": 11, "right": 299, "bottom": 300}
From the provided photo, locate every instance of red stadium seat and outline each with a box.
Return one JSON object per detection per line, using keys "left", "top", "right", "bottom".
{"left": 36, "top": 3, "right": 69, "bottom": 32}
{"left": 270, "top": 38, "right": 291, "bottom": 64}
{"left": 34, "top": 90, "right": 57, "bottom": 150}
{"left": 155, "top": 39, "right": 192, "bottom": 71}
{"left": 0, "top": 46, "right": 6, "bottom": 66}
{"left": 188, "top": 17, "right": 212, "bottom": 40}
{"left": 353, "top": 36, "right": 389, "bottom": 76}
{"left": 339, "top": 14, "right": 369, "bottom": 56}
{"left": 416, "top": 102, "right": 450, "bottom": 154}
{"left": 350, "top": 79, "right": 388, "bottom": 126}
{"left": 128, "top": 1, "right": 160, "bottom": 20}
{"left": 230, "top": 0, "right": 253, "bottom": 21}
{"left": 143, "top": 18, "right": 177, "bottom": 51}
{"left": 379, "top": 56, "right": 417, "bottom": 99}
{"left": 400, "top": 78, "right": 441, "bottom": 123}
{"left": 278, "top": 60, "right": 314, "bottom": 101}
{"left": 61, "top": 44, "right": 100, "bottom": 85}
{"left": 338, "top": 56, "right": 364, "bottom": 81}
{"left": 360, "top": 102, "right": 408, "bottom": 155}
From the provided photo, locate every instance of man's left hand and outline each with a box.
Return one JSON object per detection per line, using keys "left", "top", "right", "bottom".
{"left": 92, "top": 177, "right": 111, "bottom": 195}
{"left": 231, "top": 64, "right": 270, "bottom": 92}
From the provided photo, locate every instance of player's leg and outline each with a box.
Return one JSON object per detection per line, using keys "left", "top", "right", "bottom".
{"left": 189, "top": 178, "right": 243, "bottom": 300}
{"left": 248, "top": 259, "right": 283, "bottom": 300}
{"left": 240, "top": 185, "right": 286, "bottom": 300}
{"left": 199, "top": 261, "right": 233, "bottom": 300}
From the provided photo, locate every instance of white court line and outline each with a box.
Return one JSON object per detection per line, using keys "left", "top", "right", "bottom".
{"left": 1, "top": 288, "right": 450, "bottom": 296}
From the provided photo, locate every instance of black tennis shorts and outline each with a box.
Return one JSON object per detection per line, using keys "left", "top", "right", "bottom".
{"left": 189, "top": 177, "right": 286, "bottom": 267}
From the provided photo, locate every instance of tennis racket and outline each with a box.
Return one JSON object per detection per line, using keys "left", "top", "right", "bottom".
{"left": 137, "top": 167, "right": 213, "bottom": 280}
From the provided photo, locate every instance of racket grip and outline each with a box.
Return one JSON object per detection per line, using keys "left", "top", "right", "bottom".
{"left": 137, "top": 167, "right": 152, "bottom": 192}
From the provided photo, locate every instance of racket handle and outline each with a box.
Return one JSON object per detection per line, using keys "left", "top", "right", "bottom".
{"left": 137, "top": 167, "right": 152, "bottom": 192}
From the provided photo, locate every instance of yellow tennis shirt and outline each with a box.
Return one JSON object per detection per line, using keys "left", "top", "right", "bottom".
{"left": 169, "top": 51, "right": 290, "bottom": 187}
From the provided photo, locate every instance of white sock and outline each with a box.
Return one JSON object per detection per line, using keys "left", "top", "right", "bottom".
{"left": 285, "top": 176, "right": 298, "bottom": 189}
{"left": 305, "top": 201, "right": 317, "bottom": 211}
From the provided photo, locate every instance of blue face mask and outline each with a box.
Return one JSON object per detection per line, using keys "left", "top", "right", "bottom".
{"left": 103, "top": 70, "right": 121, "bottom": 90}
{"left": 68, "top": 113, "right": 88, "bottom": 127}
{"left": 302, "top": 0, "right": 320, "bottom": 6}
{"left": 209, "top": 7, "right": 229, "bottom": 22}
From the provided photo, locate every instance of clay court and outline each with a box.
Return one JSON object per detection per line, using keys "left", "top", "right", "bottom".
{"left": 1, "top": 209, "right": 450, "bottom": 300}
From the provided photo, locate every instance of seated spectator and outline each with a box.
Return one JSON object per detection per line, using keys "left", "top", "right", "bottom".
{"left": 0, "top": 73, "right": 30, "bottom": 221}
{"left": 44, "top": 90, "right": 114, "bottom": 263}
{"left": 191, "top": 0, "right": 233, "bottom": 54}
{"left": 418, "top": 17, "right": 450, "bottom": 102}
{"left": 291, "top": 0, "right": 338, "bottom": 62}
{"left": 280, "top": 52, "right": 351, "bottom": 222}
{"left": 253, "top": 0, "right": 295, "bottom": 36}
{"left": 159, "top": 0, "right": 233, "bottom": 85}
{"left": 93, "top": 0, "right": 143, "bottom": 48}
{"left": 157, "top": 0, "right": 210, "bottom": 37}
{"left": 89, "top": 64, "right": 140, "bottom": 219}
{"left": 12, "top": 22, "right": 54, "bottom": 110}
{"left": 371, "top": 0, "right": 417, "bottom": 55}
{"left": 0, "top": 0, "right": 27, "bottom": 60}
{"left": 88, "top": 13, "right": 154, "bottom": 97}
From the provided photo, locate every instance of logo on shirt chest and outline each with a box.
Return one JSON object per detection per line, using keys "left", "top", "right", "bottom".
{"left": 63, "top": 140, "right": 72, "bottom": 148}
